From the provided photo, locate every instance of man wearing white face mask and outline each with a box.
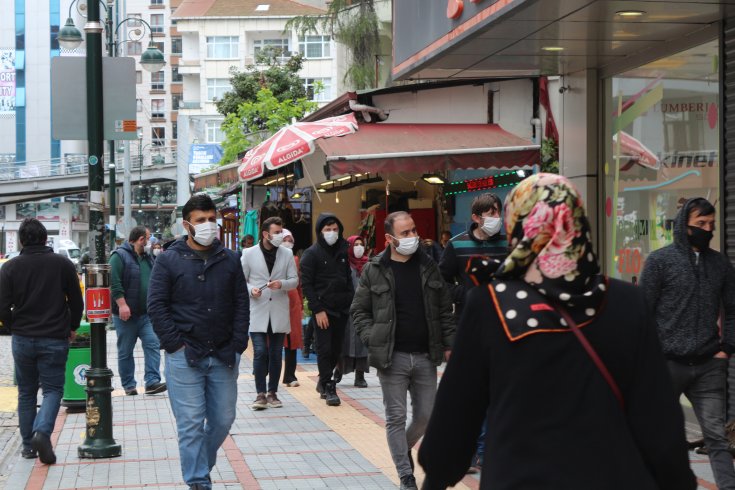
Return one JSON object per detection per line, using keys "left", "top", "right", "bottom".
{"left": 241, "top": 217, "right": 298, "bottom": 410}
{"left": 351, "top": 211, "right": 455, "bottom": 490}
{"left": 148, "top": 193, "right": 250, "bottom": 490}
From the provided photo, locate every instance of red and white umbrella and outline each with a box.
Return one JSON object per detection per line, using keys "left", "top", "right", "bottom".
{"left": 238, "top": 113, "right": 358, "bottom": 182}
{"left": 613, "top": 131, "right": 660, "bottom": 170}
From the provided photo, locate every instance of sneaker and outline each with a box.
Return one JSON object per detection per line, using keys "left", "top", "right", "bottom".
{"left": 266, "top": 392, "right": 283, "bottom": 408}
{"left": 399, "top": 474, "right": 418, "bottom": 490}
{"left": 284, "top": 380, "right": 300, "bottom": 387}
{"left": 125, "top": 387, "right": 138, "bottom": 396}
{"left": 20, "top": 448, "right": 37, "bottom": 459}
{"left": 251, "top": 393, "right": 268, "bottom": 410}
{"left": 324, "top": 381, "right": 341, "bottom": 406}
{"left": 144, "top": 382, "right": 167, "bottom": 395}
{"left": 31, "top": 432, "right": 56, "bottom": 465}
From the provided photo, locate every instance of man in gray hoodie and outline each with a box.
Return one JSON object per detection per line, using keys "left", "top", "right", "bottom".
{"left": 640, "top": 197, "right": 735, "bottom": 489}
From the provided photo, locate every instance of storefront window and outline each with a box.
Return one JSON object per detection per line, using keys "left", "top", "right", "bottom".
{"left": 603, "top": 40, "right": 720, "bottom": 282}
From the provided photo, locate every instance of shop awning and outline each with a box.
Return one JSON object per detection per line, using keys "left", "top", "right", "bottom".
{"left": 316, "top": 123, "right": 539, "bottom": 176}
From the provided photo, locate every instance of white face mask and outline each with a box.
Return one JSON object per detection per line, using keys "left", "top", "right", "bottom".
{"left": 391, "top": 235, "right": 420, "bottom": 256}
{"left": 481, "top": 216, "right": 502, "bottom": 236}
{"left": 323, "top": 230, "right": 339, "bottom": 246}
{"left": 144, "top": 241, "right": 152, "bottom": 254}
{"left": 353, "top": 245, "right": 365, "bottom": 259}
{"left": 269, "top": 232, "right": 284, "bottom": 248}
{"left": 187, "top": 221, "right": 218, "bottom": 247}
{"left": 280, "top": 241, "right": 294, "bottom": 250}
{"left": 152, "top": 248, "right": 162, "bottom": 257}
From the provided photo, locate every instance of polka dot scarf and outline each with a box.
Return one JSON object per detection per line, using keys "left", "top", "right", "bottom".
{"left": 490, "top": 173, "right": 607, "bottom": 342}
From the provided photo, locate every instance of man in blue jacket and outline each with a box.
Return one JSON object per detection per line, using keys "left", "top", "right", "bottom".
{"left": 148, "top": 194, "right": 249, "bottom": 490}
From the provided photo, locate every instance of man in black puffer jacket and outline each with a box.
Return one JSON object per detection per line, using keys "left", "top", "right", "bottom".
{"left": 300, "top": 213, "right": 354, "bottom": 406}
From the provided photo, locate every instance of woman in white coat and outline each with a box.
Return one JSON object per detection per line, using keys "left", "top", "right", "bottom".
{"left": 241, "top": 217, "right": 298, "bottom": 410}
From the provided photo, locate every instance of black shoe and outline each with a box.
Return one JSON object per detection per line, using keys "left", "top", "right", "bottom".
{"left": 316, "top": 380, "right": 327, "bottom": 399}
{"left": 325, "top": 381, "right": 341, "bottom": 406}
{"left": 20, "top": 448, "right": 37, "bottom": 459}
{"left": 695, "top": 446, "right": 709, "bottom": 455}
{"left": 302, "top": 347, "right": 310, "bottom": 359}
{"left": 687, "top": 438, "right": 705, "bottom": 449}
{"left": 144, "top": 382, "right": 167, "bottom": 395}
{"left": 31, "top": 432, "right": 56, "bottom": 465}
{"left": 399, "top": 474, "right": 418, "bottom": 490}
{"left": 333, "top": 368, "right": 342, "bottom": 384}
{"left": 125, "top": 387, "right": 138, "bottom": 396}
{"left": 354, "top": 370, "right": 368, "bottom": 388}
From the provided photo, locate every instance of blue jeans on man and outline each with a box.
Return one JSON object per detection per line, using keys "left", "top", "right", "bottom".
{"left": 251, "top": 329, "right": 285, "bottom": 393}
{"left": 113, "top": 314, "right": 162, "bottom": 391}
{"left": 12, "top": 335, "right": 69, "bottom": 454}
{"left": 165, "top": 348, "right": 240, "bottom": 489}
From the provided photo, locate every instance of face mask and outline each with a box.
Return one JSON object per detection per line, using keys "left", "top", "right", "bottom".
{"left": 481, "top": 216, "right": 502, "bottom": 236}
{"left": 391, "top": 235, "right": 420, "bottom": 256}
{"left": 153, "top": 248, "right": 162, "bottom": 257}
{"left": 269, "top": 232, "right": 284, "bottom": 248}
{"left": 280, "top": 241, "right": 294, "bottom": 250}
{"left": 323, "top": 230, "right": 339, "bottom": 246}
{"left": 187, "top": 221, "right": 218, "bottom": 247}
{"left": 688, "top": 226, "right": 713, "bottom": 250}
{"left": 353, "top": 245, "right": 365, "bottom": 259}
{"left": 144, "top": 242, "right": 152, "bottom": 254}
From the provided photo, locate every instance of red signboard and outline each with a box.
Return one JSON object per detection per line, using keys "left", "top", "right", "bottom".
{"left": 86, "top": 287, "right": 111, "bottom": 323}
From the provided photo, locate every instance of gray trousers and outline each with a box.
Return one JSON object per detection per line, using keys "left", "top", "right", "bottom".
{"left": 377, "top": 352, "right": 437, "bottom": 479}
{"left": 668, "top": 358, "right": 735, "bottom": 490}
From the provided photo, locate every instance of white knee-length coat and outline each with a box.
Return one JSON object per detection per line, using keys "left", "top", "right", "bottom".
{"left": 241, "top": 245, "right": 299, "bottom": 333}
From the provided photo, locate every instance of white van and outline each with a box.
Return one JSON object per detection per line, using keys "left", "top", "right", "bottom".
{"left": 47, "top": 237, "right": 82, "bottom": 271}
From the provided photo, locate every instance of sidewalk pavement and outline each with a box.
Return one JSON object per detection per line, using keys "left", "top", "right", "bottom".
{"left": 0, "top": 334, "right": 724, "bottom": 489}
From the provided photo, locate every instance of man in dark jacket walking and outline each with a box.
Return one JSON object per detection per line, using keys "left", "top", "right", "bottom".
{"left": 351, "top": 211, "right": 455, "bottom": 490}
{"left": 300, "top": 212, "right": 354, "bottom": 406}
{"left": 148, "top": 194, "right": 250, "bottom": 490}
{"left": 109, "top": 226, "right": 165, "bottom": 396}
{"left": 0, "top": 218, "right": 83, "bottom": 465}
{"left": 640, "top": 197, "right": 735, "bottom": 490}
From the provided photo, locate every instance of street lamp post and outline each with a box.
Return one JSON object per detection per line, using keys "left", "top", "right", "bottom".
{"left": 57, "top": 0, "right": 165, "bottom": 460}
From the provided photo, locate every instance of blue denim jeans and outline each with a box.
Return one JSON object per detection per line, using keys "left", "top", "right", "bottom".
{"left": 251, "top": 330, "right": 285, "bottom": 394}
{"left": 377, "top": 352, "right": 437, "bottom": 479}
{"left": 12, "top": 335, "right": 69, "bottom": 452}
{"left": 165, "top": 349, "right": 240, "bottom": 488}
{"left": 113, "top": 314, "right": 162, "bottom": 390}
{"left": 668, "top": 358, "right": 735, "bottom": 490}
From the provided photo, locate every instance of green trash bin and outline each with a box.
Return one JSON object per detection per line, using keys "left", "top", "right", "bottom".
{"left": 62, "top": 322, "right": 91, "bottom": 409}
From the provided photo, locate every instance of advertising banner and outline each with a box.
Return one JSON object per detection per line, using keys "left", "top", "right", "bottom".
{"left": 0, "top": 50, "right": 15, "bottom": 115}
{"left": 190, "top": 144, "right": 223, "bottom": 174}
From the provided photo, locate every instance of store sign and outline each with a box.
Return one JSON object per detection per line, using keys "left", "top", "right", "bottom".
{"left": 443, "top": 171, "right": 524, "bottom": 196}
{"left": 190, "top": 144, "right": 223, "bottom": 174}
{"left": 86, "top": 287, "right": 111, "bottom": 323}
{"left": 0, "top": 49, "right": 15, "bottom": 115}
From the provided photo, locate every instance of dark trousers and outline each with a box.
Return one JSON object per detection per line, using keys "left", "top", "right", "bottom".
{"left": 315, "top": 313, "right": 348, "bottom": 385}
{"left": 283, "top": 348, "right": 298, "bottom": 384}
{"left": 668, "top": 358, "right": 735, "bottom": 490}
{"left": 304, "top": 318, "right": 315, "bottom": 352}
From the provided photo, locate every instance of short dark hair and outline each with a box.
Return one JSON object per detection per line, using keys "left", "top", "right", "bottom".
{"left": 687, "top": 198, "right": 716, "bottom": 219}
{"left": 19, "top": 218, "right": 48, "bottom": 247}
{"left": 129, "top": 226, "right": 148, "bottom": 243}
{"left": 261, "top": 217, "right": 283, "bottom": 234}
{"left": 321, "top": 218, "right": 338, "bottom": 229}
{"left": 384, "top": 211, "right": 411, "bottom": 236}
{"left": 182, "top": 193, "right": 216, "bottom": 222}
{"left": 471, "top": 193, "right": 502, "bottom": 217}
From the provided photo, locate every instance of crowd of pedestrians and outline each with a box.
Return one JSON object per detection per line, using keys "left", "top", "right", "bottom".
{"left": 9, "top": 174, "right": 735, "bottom": 489}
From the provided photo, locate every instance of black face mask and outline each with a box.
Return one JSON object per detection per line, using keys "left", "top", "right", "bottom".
{"left": 688, "top": 226, "right": 713, "bottom": 251}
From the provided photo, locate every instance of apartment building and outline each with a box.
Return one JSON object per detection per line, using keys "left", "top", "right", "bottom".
{"left": 172, "top": 0, "right": 347, "bottom": 172}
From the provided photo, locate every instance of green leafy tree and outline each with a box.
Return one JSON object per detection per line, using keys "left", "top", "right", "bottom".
{"left": 219, "top": 88, "right": 318, "bottom": 164}
{"left": 286, "top": 0, "right": 380, "bottom": 90}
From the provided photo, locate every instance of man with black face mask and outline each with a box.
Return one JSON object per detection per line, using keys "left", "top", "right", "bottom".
{"left": 641, "top": 197, "right": 735, "bottom": 490}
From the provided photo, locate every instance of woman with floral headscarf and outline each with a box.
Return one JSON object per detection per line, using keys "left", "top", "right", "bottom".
{"left": 418, "top": 174, "right": 695, "bottom": 490}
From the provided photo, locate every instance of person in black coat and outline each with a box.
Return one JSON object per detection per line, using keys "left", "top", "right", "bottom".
{"left": 300, "top": 212, "right": 354, "bottom": 406}
{"left": 418, "top": 173, "right": 696, "bottom": 490}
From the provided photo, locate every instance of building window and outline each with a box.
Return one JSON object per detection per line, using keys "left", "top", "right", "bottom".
{"left": 151, "top": 41, "right": 164, "bottom": 54}
{"left": 206, "top": 36, "right": 238, "bottom": 59}
{"left": 151, "top": 127, "right": 165, "bottom": 147}
{"left": 136, "top": 70, "right": 142, "bottom": 84}
{"left": 253, "top": 38, "right": 290, "bottom": 59}
{"left": 150, "top": 0, "right": 164, "bottom": 4}
{"left": 171, "top": 37, "right": 182, "bottom": 55}
{"left": 206, "top": 120, "right": 225, "bottom": 144}
{"left": 171, "top": 93, "right": 182, "bottom": 110}
{"left": 207, "top": 78, "right": 231, "bottom": 101}
{"left": 171, "top": 65, "right": 182, "bottom": 83}
{"left": 128, "top": 42, "right": 142, "bottom": 56}
{"left": 151, "top": 71, "right": 165, "bottom": 90}
{"left": 136, "top": 98, "right": 142, "bottom": 112}
{"left": 298, "top": 35, "right": 331, "bottom": 59}
{"left": 602, "top": 39, "right": 720, "bottom": 280}
{"left": 151, "top": 99, "right": 165, "bottom": 118}
{"left": 302, "top": 77, "right": 332, "bottom": 102}
{"left": 150, "top": 14, "right": 164, "bottom": 34}
{"left": 128, "top": 13, "right": 141, "bottom": 28}
{"left": 172, "top": 121, "right": 178, "bottom": 140}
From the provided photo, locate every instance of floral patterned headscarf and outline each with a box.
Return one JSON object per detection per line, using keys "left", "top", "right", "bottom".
{"left": 491, "top": 173, "right": 607, "bottom": 341}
